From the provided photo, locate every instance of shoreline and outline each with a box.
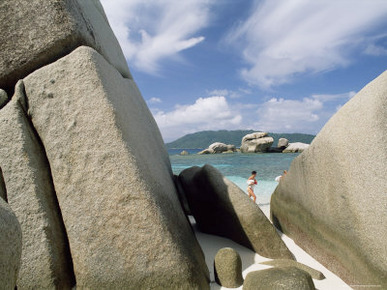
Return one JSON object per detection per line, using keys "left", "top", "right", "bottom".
{"left": 191, "top": 204, "right": 351, "bottom": 289}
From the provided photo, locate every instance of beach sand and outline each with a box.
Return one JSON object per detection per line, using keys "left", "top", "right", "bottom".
{"left": 191, "top": 204, "right": 351, "bottom": 289}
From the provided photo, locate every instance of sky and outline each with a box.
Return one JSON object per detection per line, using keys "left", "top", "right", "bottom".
{"left": 100, "top": 0, "right": 387, "bottom": 142}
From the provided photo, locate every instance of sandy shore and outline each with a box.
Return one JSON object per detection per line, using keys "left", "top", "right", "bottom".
{"left": 191, "top": 204, "right": 351, "bottom": 289}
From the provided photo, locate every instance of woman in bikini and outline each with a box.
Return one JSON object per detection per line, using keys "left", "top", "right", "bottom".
{"left": 247, "top": 170, "right": 257, "bottom": 203}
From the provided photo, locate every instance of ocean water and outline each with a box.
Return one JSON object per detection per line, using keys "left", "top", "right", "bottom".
{"left": 168, "top": 149, "right": 299, "bottom": 205}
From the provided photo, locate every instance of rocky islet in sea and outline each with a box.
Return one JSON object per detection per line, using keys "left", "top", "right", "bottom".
{"left": 197, "top": 134, "right": 310, "bottom": 154}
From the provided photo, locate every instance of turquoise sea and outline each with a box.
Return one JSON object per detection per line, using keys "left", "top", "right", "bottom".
{"left": 168, "top": 149, "right": 299, "bottom": 206}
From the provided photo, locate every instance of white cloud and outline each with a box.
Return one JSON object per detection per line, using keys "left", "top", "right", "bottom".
{"left": 364, "top": 44, "right": 387, "bottom": 56}
{"left": 100, "top": 0, "right": 213, "bottom": 74}
{"left": 152, "top": 96, "right": 242, "bottom": 141}
{"left": 226, "top": 0, "right": 387, "bottom": 89}
{"left": 207, "top": 89, "right": 229, "bottom": 97}
{"left": 207, "top": 88, "right": 252, "bottom": 99}
{"left": 253, "top": 97, "right": 323, "bottom": 133}
{"left": 252, "top": 91, "right": 356, "bottom": 133}
{"left": 148, "top": 97, "right": 162, "bottom": 104}
{"left": 312, "top": 91, "right": 356, "bottom": 102}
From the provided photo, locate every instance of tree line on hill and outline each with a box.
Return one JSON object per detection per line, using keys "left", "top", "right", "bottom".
{"left": 165, "top": 130, "right": 315, "bottom": 149}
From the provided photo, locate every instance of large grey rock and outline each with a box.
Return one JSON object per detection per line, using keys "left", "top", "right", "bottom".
{"left": 0, "top": 81, "right": 75, "bottom": 289}
{"left": 0, "top": 196, "right": 22, "bottom": 289}
{"left": 23, "top": 46, "right": 209, "bottom": 289}
{"left": 243, "top": 132, "right": 268, "bottom": 141}
{"left": 208, "top": 142, "right": 236, "bottom": 153}
{"left": 209, "top": 142, "right": 228, "bottom": 153}
{"left": 0, "top": 0, "right": 130, "bottom": 91}
{"left": 214, "top": 248, "right": 244, "bottom": 288}
{"left": 240, "top": 132, "right": 274, "bottom": 153}
{"left": 243, "top": 267, "right": 315, "bottom": 290}
{"left": 260, "top": 259, "right": 325, "bottom": 280}
{"left": 178, "top": 164, "right": 294, "bottom": 260}
{"left": 271, "top": 70, "right": 387, "bottom": 287}
{"left": 198, "top": 143, "right": 236, "bottom": 154}
{"left": 282, "top": 142, "right": 309, "bottom": 153}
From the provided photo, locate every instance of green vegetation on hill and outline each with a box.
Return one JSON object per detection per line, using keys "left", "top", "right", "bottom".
{"left": 165, "top": 130, "right": 315, "bottom": 149}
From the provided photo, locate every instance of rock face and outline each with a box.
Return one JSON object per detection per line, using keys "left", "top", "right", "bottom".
{"left": 260, "top": 259, "right": 325, "bottom": 280}
{"left": 209, "top": 142, "right": 236, "bottom": 153}
{"left": 243, "top": 267, "right": 315, "bottom": 290}
{"left": 0, "top": 89, "right": 7, "bottom": 109}
{"left": 20, "top": 46, "right": 209, "bottom": 289}
{"left": 282, "top": 142, "right": 309, "bottom": 153}
{"left": 0, "top": 81, "right": 75, "bottom": 289}
{"left": 1, "top": 1, "right": 210, "bottom": 288}
{"left": 0, "top": 0, "right": 131, "bottom": 92}
{"left": 214, "top": 248, "right": 243, "bottom": 288}
{"left": 271, "top": 70, "right": 387, "bottom": 287}
{"left": 240, "top": 132, "right": 274, "bottom": 153}
{"left": 0, "top": 198, "right": 22, "bottom": 289}
{"left": 178, "top": 164, "right": 294, "bottom": 260}
{"left": 173, "top": 175, "right": 192, "bottom": 216}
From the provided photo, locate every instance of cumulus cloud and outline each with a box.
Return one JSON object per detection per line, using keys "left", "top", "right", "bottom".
{"left": 253, "top": 97, "right": 323, "bottom": 133}
{"left": 226, "top": 0, "right": 387, "bottom": 89}
{"left": 100, "top": 0, "right": 213, "bottom": 74}
{"left": 152, "top": 96, "right": 242, "bottom": 141}
{"left": 252, "top": 91, "right": 356, "bottom": 133}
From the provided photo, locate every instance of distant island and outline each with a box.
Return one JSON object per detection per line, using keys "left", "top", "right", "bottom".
{"left": 165, "top": 130, "right": 315, "bottom": 149}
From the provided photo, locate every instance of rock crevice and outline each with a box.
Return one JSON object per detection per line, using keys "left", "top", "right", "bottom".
{"left": 0, "top": 80, "right": 76, "bottom": 288}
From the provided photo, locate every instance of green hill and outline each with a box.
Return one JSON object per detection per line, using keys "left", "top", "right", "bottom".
{"left": 165, "top": 130, "right": 315, "bottom": 149}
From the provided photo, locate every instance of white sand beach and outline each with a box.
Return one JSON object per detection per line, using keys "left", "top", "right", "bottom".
{"left": 191, "top": 204, "right": 351, "bottom": 289}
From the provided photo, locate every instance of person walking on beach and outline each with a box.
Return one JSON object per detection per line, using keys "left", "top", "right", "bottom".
{"left": 247, "top": 171, "right": 257, "bottom": 203}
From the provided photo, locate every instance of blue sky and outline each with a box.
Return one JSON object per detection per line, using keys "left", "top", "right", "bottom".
{"left": 100, "top": 0, "right": 387, "bottom": 142}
